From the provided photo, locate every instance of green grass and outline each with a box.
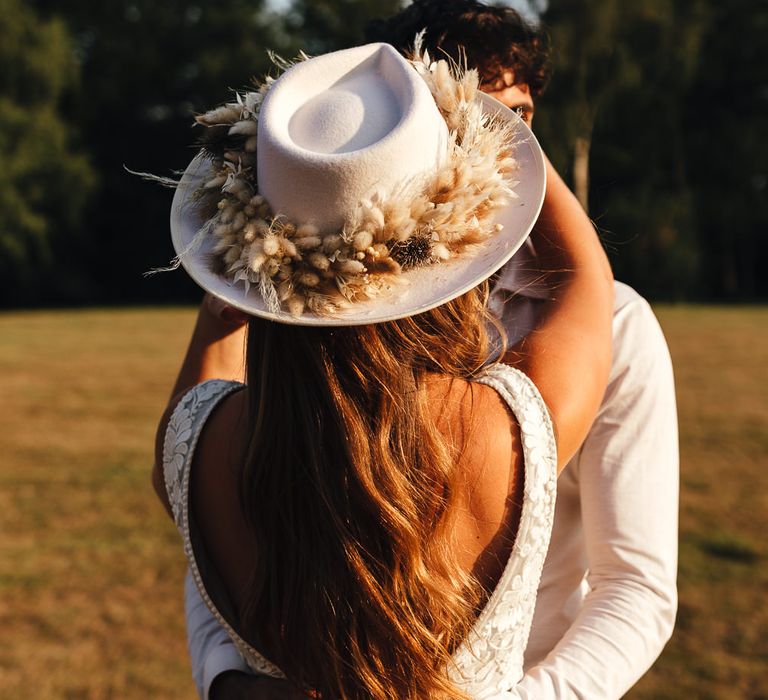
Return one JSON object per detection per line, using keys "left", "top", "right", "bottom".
{"left": 1, "top": 305, "right": 766, "bottom": 699}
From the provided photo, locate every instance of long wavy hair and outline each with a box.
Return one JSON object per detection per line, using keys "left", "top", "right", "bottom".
{"left": 239, "top": 283, "right": 502, "bottom": 700}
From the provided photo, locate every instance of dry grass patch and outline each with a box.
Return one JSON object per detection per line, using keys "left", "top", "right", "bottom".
{"left": 627, "top": 306, "right": 768, "bottom": 700}
{"left": 0, "top": 308, "right": 197, "bottom": 700}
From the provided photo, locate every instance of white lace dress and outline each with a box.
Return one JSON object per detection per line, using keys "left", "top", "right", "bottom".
{"left": 163, "top": 363, "right": 557, "bottom": 699}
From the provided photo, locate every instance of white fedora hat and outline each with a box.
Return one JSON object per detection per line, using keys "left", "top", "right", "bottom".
{"left": 170, "top": 42, "right": 545, "bottom": 326}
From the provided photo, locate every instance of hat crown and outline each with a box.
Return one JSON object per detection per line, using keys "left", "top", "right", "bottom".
{"left": 257, "top": 43, "right": 449, "bottom": 232}
{"left": 289, "top": 71, "right": 399, "bottom": 154}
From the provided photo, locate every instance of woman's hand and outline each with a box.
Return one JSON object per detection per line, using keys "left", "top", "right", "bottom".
{"left": 211, "top": 671, "right": 317, "bottom": 700}
{"left": 203, "top": 293, "right": 250, "bottom": 327}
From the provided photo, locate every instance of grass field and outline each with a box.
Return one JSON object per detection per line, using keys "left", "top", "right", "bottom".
{"left": 1, "top": 305, "right": 766, "bottom": 699}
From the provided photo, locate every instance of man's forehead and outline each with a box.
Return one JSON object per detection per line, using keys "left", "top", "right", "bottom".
{"left": 482, "top": 67, "right": 532, "bottom": 93}
{"left": 482, "top": 69, "right": 521, "bottom": 88}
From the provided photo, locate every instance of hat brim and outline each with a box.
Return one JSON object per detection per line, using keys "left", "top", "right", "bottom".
{"left": 170, "top": 93, "right": 546, "bottom": 326}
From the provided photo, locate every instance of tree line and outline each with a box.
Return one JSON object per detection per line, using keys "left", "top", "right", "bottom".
{"left": 2, "top": 0, "right": 765, "bottom": 307}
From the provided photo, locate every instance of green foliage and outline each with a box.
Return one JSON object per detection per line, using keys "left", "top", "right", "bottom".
{"left": 683, "top": 0, "right": 768, "bottom": 299}
{"left": 28, "top": 0, "right": 299, "bottom": 305}
{"left": 288, "top": 0, "right": 403, "bottom": 54}
{"left": 536, "top": 0, "right": 767, "bottom": 299}
{"left": 0, "top": 0, "right": 94, "bottom": 305}
{"left": 540, "top": 0, "right": 622, "bottom": 145}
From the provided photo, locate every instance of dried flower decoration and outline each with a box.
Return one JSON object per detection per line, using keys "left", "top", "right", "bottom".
{"left": 150, "top": 43, "right": 522, "bottom": 317}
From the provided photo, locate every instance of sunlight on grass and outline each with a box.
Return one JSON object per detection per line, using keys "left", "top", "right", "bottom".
{"left": 1, "top": 305, "right": 766, "bottom": 699}
{"left": 627, "top": 305, "right": 768, "bottom": 700}
{"left": 0, "top": 308, "right": 197, "bottom": 700}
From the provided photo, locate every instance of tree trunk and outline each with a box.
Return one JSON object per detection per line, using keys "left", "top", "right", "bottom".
{"left": 573, "top": 135, "right": 591, "bottom": 213}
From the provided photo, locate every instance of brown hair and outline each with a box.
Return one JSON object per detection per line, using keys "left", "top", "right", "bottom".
{"left": 366, "top": 0, "right": 552, "bottom": 97}
{"left": 239, "top": 284, "right": 501, "bottom": 699}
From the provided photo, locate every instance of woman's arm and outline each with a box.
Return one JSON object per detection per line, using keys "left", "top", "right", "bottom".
{"left": 152, "top": 295, "right": 249, "bottom": 516}
{"left": 169, "top": 295, "right": 249, "bottom": 399}
{"left": 503, "top": 156, "right": 614, "bottom": 471}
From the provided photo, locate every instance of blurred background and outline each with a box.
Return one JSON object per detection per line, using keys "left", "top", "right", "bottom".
{"left": 1, "top": 0, "right": 766, "bottom": 308}
{"left": 1, "top": 0, "right": 766, "bottom": 698}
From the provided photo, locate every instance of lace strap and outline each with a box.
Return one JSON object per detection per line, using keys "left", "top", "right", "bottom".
{"left": 473, "top": 363, "right": 558, "bottom": 482}
{"left": 448, "top": 363, "right": 558, "bottom": 697}
{"left": 161, "top": 379, "right": 288, "bottom": 678}
{"left": 471, "top": 363, "right": 558, "bottom": 606}
{"left": 162, "top": 379, "right": 244, "bottom": 529}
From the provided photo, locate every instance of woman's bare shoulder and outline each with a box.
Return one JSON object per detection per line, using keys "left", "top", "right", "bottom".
{"left": 426, "top": 375, "right": 524, "bottom": 588}
{"left": 425, "top": 374, "right": 519, "bottom": 456}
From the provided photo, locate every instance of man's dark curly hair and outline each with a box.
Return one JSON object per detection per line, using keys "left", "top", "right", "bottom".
{"left": 366, "top": 0, "right": 551, "bottom": 97}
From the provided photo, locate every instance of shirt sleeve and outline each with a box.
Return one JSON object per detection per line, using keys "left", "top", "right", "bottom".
{"left": 185, "top": 568, "right": 251, "bottom": 700}
{"left": 506, "top": 290, "right": 679, "bottom": 699}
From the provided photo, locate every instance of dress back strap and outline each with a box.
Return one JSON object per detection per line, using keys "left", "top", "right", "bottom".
{"left": 448, "top": 362, "right": 558, "bottom": 697}
{"left": 163, "top": 378, "right": 287, "bottom": 678}
{"left": 162, "top": 379, "right": 244, "bottom": 530}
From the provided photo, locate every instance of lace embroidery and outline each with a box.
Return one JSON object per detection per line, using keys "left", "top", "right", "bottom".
{"left": 448, "top": 364, "right": 557, "bottom": 697}
{"left": 163, "top": 380, "right": 286, "bottom": 678}
{"left": 163, "top": 365, "right": 557, "bottom": 692}
{"left": 163, "top": 380, "right": 235, "bottom": 528}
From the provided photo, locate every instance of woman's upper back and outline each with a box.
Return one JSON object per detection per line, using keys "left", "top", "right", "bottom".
{"left": 192, "top": 369, "right": 523, "bottom": 609}
{"left": 162, "top": 363, "right": 557, "bottom": 697}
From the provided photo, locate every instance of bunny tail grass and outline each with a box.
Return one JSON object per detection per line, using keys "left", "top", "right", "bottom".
{"left": 124, "top": 165, "right": 180, "bottom": 189}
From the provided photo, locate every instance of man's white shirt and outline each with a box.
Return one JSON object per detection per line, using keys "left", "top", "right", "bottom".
{"left": 182, "top": 247, "right": 679, "bottom": 699}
